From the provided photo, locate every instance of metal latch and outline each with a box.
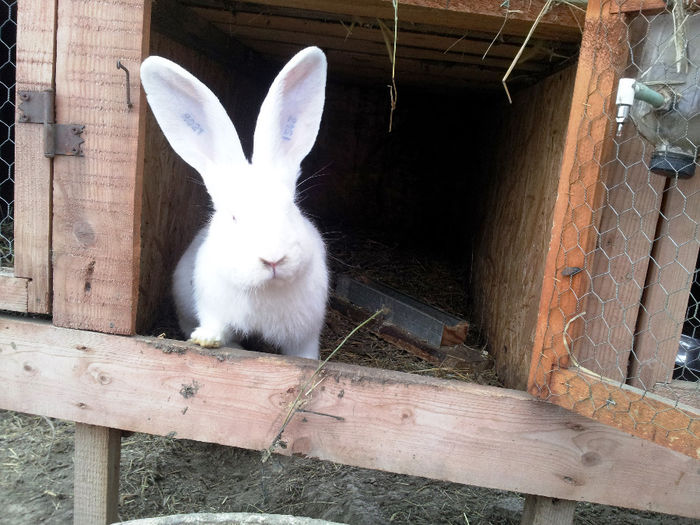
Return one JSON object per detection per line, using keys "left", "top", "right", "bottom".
{"left": 18, "top": 90, "right": 85, "bottom": 157}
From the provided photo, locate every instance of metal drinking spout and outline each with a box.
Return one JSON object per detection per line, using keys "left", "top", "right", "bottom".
{"left": 615, "top": 78, "right": 668, "bottom": 136}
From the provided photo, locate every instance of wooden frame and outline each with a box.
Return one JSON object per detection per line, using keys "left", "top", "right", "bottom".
{"left": 3, "top": 0, "right": 699, "bottom": 523}
{"left": 50, "top": 0, "right": 151, "bottom": 335}
{"left": 1, "top": 314, "right": 698, "bottom": 520}
{"left": 2, "top": 0, "right": 57, "bottom": 314}
{"left": 528, "top": 0, "right": 700, "bottom": 458}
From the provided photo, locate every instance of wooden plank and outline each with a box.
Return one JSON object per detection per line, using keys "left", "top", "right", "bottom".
{"left": 521, "top": 495, "right": 576, "bottom": 525}
{"left": 74, "top": 424, "right": 121, "bottom": 525}
{"left": 329, "top": 296, "right": 487, "bottom": 370}
{"left": 335, "top": 275, "right": 468, "bottom": 349}
{"left": 528, "top": 0, "right": 629, "bottom": 396}
{"left": 0, "top": 315, "right": 699, "bottom": 518}
{"left": 630, "top": 175, "right": 700, "bottom": 389}
{"left": 189, "top": 0, "right": 585, "bottom": 42}
{"left": 610, "top": 0, "right": 671, "bottom": 14}
{"left": 192, "top": 9, "right": 553, "bottom": 72}
{"left": 0, "top": 269, "right": 29, "bottom": 312}
{"left": 51, "top": 0, "right": 151, "bottom": 334}
{"left": 651, "top": 380, "right": 700, "bottom": 412}
{"left": 151, "top": 0, "right": 274, "bottom": 79}
{"left": 471, "top": 65, "right": 577, "bottom": 390}
{"left": 246, "top": 40, "right": 510, "bottom": 83}
{"left": 13, "top": 0, "right": 56, "bottom": 314}
{"left": 242, "top": 40, "right": 509, "bottom": 90}
{"left": 577, "top": 129, "right": 664, "bottom": 382}
{"left": 547, "top": 367, "right": 699, "bottom": 459}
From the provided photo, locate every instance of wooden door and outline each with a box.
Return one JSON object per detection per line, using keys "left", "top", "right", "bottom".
{"left": 6, "top": 0, "right": 151, "bottom": 333}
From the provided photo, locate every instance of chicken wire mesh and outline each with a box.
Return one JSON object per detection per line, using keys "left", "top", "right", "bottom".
{"left": 530, "top": 1, "right": 699, "bottom": 457}
{"left": 0, "top": 0, "right": 15, "bottom": 267}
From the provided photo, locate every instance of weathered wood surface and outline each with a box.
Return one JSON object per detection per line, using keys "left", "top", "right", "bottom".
{"left": 528, "top": 0, "right": 629, "bottom": 395}
{"left": 630, "top": 175, "right": 700, "bottom": 389}
{"left": 578, "top": 128, "right": 664, "bottom": 382}
{"left": 193, "top": 8, "right": 554, "bottom": 71}
{"left": 0, "top": 269, "right": 28, "bottom": 312}
{"left": 189, "top": 0, "right": 584, "bottom": 41}
{"left": 0, "top": 315, "right": 699, "bottom": 518}
{"left": 473, "top": 65, "right": 577, "bottom": 390}
{"left": 547, "top": 367, "right": 699, "bottom": 460}
{"left": 13, "top": 0, "right": 56, "bottom": 313}
{"left": 74, "top": 423, "right": 121, "bottom": 525}
{"left": 521, "top": 495, "right": 577, "bottom": 525}
{"left": 651, "top": 380, "right": 700, "bottom": 412}
{"left": 609, "top": 0, "right": 670, "bottom": 14}
{"left": 329, "top": 297, "right": 487, "bottom": 371}
{"left": 51, "top": 0, "right": 150, "bottom": 334}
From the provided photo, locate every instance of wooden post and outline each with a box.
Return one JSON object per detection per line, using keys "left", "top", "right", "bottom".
{"left": 12, "top": 0, "right": 57, "bottom": 313}
{"left": 528, "top": 0, "right": 630, "bottom": 395}
{"left": 51, "top": 0, "right": 151, "bottom": 335}
{"left": 74, "top": 423, "right": 121, "bottom": 525}
{"left": 521, "top": 495, "right": 577, "bottom": 525}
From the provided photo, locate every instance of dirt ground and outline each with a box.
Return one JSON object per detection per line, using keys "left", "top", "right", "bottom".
{"left": 1, "top": 238, "right": 697, "bottom": 524}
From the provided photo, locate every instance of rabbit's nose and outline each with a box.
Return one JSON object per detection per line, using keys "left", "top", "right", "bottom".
{"left": 260, "top": 256, "right": 287, "bottom": 277}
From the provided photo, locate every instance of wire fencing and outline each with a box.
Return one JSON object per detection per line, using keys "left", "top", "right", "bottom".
{"left": 0, "top": 0, "right": 15, "bottom": 267}
{"left": 531, "top": 1, "right": 699, "bottom": 457}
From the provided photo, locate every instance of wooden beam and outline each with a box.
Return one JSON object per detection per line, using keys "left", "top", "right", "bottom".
{"left": 547, "top": 367, "right": 699, "bottom": 460}
{"left": 51, "top": 0, "right": 151, "bottom": 334}
{"left": 74, "top": 424, "right": 121, "bottom": 525}
{"left": 188, "top": 0, "right": 584, "bottom": 42}
{"left": 651, "top": 380, "right": 700, "bottom": 412}
{"left": 0, "top": 269, "right": 29, "bottom": 312}
{"left": 609, "top": 0, "right": 670, "bottom": 14}
{"left": 521, "top": 495, "right": 576, "bottom": 525}
{"left": 0, "top": 315, "right": 699, "bottom": 518}
{"left": 191, "top": 8, "right": 556, "bottom": 70}
{"left": 13, "top": 0, "right": 56, "bottom": 313}
{"left": 528, "top": 0, "right": 629, "bottom": 395}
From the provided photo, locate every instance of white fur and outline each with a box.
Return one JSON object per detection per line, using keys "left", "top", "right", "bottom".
{"left": 141, "top": 47, "right": 328, "bottom": 360}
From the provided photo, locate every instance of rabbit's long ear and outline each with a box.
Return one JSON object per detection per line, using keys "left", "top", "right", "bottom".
{"left": 252, "top": 47, "right": 326, "bottom": 189}
{"left": 140, "top": 56, "right": 246, "bottom": 186}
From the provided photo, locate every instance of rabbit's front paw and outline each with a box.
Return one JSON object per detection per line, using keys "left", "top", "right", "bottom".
{"left": 189, "top": 327, "right": 223, "bottom": 348}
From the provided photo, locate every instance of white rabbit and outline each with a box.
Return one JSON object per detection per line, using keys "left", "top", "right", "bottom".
{"left": 140, "top": 47, "right": 329, "bottom": 360}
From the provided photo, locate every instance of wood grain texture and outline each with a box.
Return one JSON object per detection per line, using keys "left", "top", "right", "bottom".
{"left": 528, "top": 0, "right": 629, "bottom": 396}
{"left": 609, "top": 0, "right": 668, "bottom": 14}
{"left": 189, "top": 0, "right": 584, "bottom": 41}
{"left": 74, "top": 423, "right": 120, "bottom": 525}
{"left": 472, "top": 65, "right": 577, "bottom": 390}
{"left": 630, "top": 175, "right": 700, "bottom": 389}
{"left": 547, "top": 367, "right": 699, "bottom": 460}
{"left": 651, "top": 380, "right": 700, "bottom": 412}
{"left": 0, "top": 315, "right": 699, "bottom": 518}
{"left": 192, "top": 8, "right": 556, "bottom": 73}
{"left": 521, "top": 495, "right": 577, "bottom": 525}
{"left": 0, "top": 269, "right": 28, "bottom": 312}
{"left": 51, "top": 0, "right": 151, "bottom": 334}
{"left": 577, "top": 128, "right": 664, "bottom": 382}
{"left": 13, "top": 0, "right": 56, "bottom": 313}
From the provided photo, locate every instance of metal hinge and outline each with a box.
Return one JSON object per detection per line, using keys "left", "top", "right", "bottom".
{"left": 18, "top": 90, "right": 85, "bottom": 157}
